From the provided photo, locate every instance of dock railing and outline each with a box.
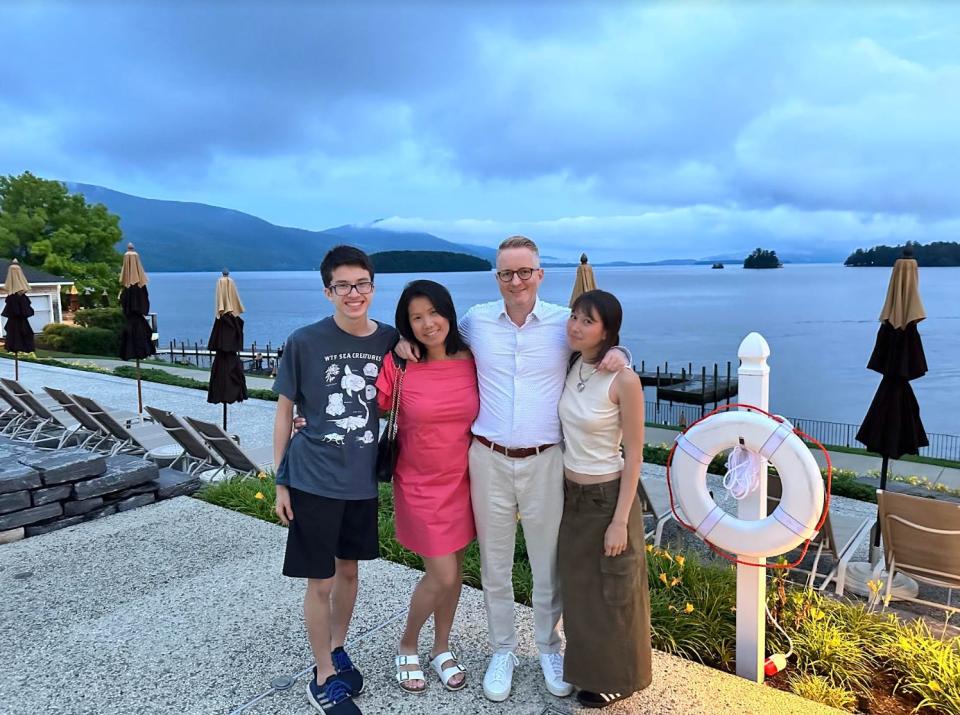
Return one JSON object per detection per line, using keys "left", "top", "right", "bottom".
{"left": 160, "top": 339, "right": 284, "bottom": 376}
{"left": 644, "top": 401, "right": 960, "bottom": 463}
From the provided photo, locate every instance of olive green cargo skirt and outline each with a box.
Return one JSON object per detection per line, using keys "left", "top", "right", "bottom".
{"left": 558, "top": 478, "right": 652, "bottom": 694}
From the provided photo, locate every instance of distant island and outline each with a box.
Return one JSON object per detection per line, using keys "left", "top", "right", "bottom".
{"left": 743, "top": 248, "right": 783, "bottom": 269}
{"left": 844, "top": 241, "right": 960, "bottom": 267}
{"left": 371, "top": 250, "right": 492, "bottom": 273}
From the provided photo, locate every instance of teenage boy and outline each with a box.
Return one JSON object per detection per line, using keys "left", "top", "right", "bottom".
{"left": 273, "top": 245, "right": 397, "bottom": 715}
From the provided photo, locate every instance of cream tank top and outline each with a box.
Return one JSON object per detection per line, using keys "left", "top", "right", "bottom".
{"left": 558, "top": 356, "right": 625, "bottom": 475}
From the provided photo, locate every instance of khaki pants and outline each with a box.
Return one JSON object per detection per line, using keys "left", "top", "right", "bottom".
{"left": 469, "top": 439, "right": 564, "bottom": 654}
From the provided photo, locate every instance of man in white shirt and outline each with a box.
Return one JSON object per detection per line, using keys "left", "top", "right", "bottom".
{"left": 402, "top": 236, "right": 628, "bottom": 702}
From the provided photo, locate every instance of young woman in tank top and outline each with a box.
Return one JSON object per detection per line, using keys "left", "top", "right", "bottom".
{"left": 557, "top": 289, "right": 652, "bottom": 708}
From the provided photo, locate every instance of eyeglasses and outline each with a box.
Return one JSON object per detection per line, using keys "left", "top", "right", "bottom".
{"left": 329, "top": 281, "right": 374, "bottom": 296}
{"left": 495, "top": 267, "right": 539, "bottom": 283}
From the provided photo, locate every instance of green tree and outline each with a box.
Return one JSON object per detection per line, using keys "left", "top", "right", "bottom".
{"left": 0, "top": 171, "right": 123, "bottom": 299}
{"left": 743, "top": 247, "right": 782, "bottom": 269}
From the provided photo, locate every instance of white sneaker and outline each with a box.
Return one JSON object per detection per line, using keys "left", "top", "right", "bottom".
{"left": 540, "top": 652, "right": 574, "bottom": 697}
{"left": 482, "top": 652, "right": 519, "bottom": 702}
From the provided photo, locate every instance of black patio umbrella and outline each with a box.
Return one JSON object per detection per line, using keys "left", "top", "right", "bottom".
{"left": 856, "top": 248, "right": 928, "bottom": 544}
{"left": 206, "top": 270, "right": 247, "bottom": 430}
{"left": 118, "top": 243, "right": 157, "bottom": 415}
{"left": 2, "top": 260, "right": 35, "bottom": 380}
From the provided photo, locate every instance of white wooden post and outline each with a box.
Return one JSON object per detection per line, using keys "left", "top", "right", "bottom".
{"left": 736, "top": 332, "right": 771, "bottom": 682}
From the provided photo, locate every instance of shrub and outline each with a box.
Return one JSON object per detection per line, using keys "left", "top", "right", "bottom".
{"left": 788, "top": 674, "right": 857, "bottom": 712}
{"left": 114, "top": 365, "right": 207, "bottom": 389}
{"left": 36, "top": 323, "right": 119, "bottom": 357}
{"left": 73, "top": 307, "right": 125, "bottom": 332}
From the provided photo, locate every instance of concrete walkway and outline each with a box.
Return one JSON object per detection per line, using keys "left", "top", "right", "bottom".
{"left": 0, "top": 497, "right": 839, "bottom": 715}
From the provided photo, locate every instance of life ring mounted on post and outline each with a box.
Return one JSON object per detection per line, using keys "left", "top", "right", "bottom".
{"left": 665, "top": 404, "right": 831, "bottom": 567}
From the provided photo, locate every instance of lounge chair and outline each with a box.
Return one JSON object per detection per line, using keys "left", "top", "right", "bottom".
{"left": 0, "top": 378, "right": 100, "bottom": 448}
{"left": 0, "top": 383, "right": 54, "bottom": 441}
{"left": 144, "top": 406, "right": 223, "bottom": 476}
{"left": 184, "top": 417, "right": 274, "bottom": 479}
{"left": 638, "top": 475, "right": 690, "bottom": 547}
{"left": 43, "top": 387, "right": 118, "bottom": 451}
{"left": 70, "top": 393, "right": 170, "bottom": 456}
{"left": 768, "top": 473, "right": 872, "bottom": 595}
{"left": 872, "top": 490, "right": 960, "bottom": 615}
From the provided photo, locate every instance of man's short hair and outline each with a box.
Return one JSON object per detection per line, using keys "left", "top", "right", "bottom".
{"left": 498, "top": 235, "right": 539, "bottom": 256}
{"left": 320, "top": 245, "right": 375, "bottom": 287}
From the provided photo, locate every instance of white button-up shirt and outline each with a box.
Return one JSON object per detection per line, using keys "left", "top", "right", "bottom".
{"left": 460, "top": 298, "right": 571, "bottom": 447}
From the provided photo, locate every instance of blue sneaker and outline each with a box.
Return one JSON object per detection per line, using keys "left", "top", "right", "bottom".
{"left": 331, "top": 646, "right": 364, "bottom": 696}
{"left": 306, "top": 673, "right": 360, "bottom": 714}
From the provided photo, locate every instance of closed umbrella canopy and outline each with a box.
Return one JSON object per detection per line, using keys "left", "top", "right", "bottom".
{"left": 207, "top": 271, "right": 248, "bottom": 428}
{"left": 119, "top": 243, "right": 156, "bottom": 361}
{"left": 569, "top": 253, "right": 598, "bottom": 307}
{"left": 118, "top": 243, "right": 156, "bottom": 415}
{"left": 2, "top": 260, "right": 35, "bottom": 356}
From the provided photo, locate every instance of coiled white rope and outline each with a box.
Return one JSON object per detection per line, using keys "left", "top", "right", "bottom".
{"left": 723, "top": 444, "right": 763, "bottom": 501}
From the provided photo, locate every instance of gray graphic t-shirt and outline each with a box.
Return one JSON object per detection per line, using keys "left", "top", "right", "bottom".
{"left": 273, "top": 317, "right": 398, "bottom": 500}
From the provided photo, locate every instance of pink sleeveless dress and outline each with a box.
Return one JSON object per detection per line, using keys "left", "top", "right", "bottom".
{"left": 376, "top": 353, "right": 479, "bottom": 557}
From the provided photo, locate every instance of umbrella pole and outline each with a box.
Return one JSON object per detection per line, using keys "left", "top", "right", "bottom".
{"left": 14, "top": 352, "right": 18, "bottom": 381}
{"left": 223, "top": 403, "right": 228, "bottom": 431}
{"left": 873, "top": 456, "right": 890, "bottom": 549}
{"left": 136, "top": 358, "right": 143, "bottom": 416}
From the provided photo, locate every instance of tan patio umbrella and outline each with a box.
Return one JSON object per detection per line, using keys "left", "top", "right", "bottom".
{"left": 845, "top": 247, "right": 929, "bottom": 599}
{"left": 569, "top": 252, "right": 598, "bottom": 307}
{"left": 206, "top": 270, "right": 247, "bottom": 430}
{"left": 857, "top": 249, "right": 928, "bottom": 520}
{"left": 118, "top": 243, "right": 157, "bottom": 415}
{"left": 2, "top": 260, "right": 35, "bottom": 380}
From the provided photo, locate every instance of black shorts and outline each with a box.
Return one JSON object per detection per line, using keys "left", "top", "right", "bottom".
{"left": 282, "top": 487, "right": 379, "bottom": 580}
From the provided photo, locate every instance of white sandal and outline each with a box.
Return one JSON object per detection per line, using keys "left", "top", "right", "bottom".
{"left": 395, "top": 654, "right": 426, "bottom": 694}
{"left": 430, "top": 651, "right": 467, "bottom": 691}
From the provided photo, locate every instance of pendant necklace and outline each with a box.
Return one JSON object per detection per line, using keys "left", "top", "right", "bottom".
{"left": 576, "top": 359, "right": 598, "bottom": 392}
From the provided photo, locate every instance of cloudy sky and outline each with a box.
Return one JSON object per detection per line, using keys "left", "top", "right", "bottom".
{"left": 2, "top": 1, "right": 959, "bottom": 262}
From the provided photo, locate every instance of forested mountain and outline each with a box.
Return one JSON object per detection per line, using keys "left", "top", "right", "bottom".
{"left": 66, "top": 183, "right": 495, "bottom": 271}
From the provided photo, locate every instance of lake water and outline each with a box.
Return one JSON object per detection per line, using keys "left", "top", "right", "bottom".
{"left": 147, "top": 264, "right": 960, "bottom": 435}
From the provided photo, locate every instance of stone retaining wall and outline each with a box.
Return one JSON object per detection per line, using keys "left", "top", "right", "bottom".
{"left": 0, "top": 437, "right": 200, "bottom": 543}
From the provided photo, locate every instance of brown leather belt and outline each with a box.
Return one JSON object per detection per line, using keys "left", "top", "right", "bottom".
{"left": 474, "top": 434, "right": 556, "bottom": 459}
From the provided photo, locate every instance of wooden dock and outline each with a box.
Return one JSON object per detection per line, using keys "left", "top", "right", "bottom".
{"left": 656, "top": 375, "right": 739, "bottom": 406}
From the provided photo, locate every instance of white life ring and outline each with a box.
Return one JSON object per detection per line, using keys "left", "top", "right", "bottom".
{"left": 670, "top": 410, "right": 824, "bottom": 559}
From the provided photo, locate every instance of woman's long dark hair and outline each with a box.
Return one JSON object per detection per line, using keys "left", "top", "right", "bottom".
{"left": 395, "top": 280, "right": 467, "bottom": 359}
{"left": 571, "top": 289, "right": 622, "bottom": 362}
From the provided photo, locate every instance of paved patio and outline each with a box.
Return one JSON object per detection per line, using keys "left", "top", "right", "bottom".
{"left": 0, "top": 497, "right": 839, "bottom": 715}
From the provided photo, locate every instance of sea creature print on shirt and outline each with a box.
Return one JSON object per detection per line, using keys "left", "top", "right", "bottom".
{"left": 320, "top": 357, "right": 382, "bottom": 447}
{"left": 341, "top": 366, "right": 366, "bottom": 396}
{"left": 326, "top": 393, "right": 346, "bottom": 417}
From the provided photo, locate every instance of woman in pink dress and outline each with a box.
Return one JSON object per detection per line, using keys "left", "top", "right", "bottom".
{"left": 375, "top": 279, "right": 479, "bottom": 695}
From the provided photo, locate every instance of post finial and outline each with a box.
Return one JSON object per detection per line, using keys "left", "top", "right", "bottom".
{"left": 127, "top": 242, "right": 135, "bottom": 251}
{"left": 580, "top": 253, "right": 588, "bottom": 264}
{"left": 222, "top": 269, "right": 230, "bottom": 277}
{"left": 738, "top": 332, "right": 770, "bottom": 370}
